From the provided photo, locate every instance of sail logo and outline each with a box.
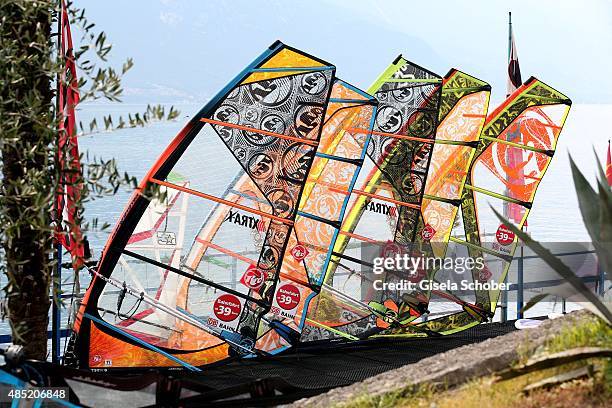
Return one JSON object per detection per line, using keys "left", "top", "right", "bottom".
{"left": 248, "top": 77, "right": 292, "bottom": 107}
{"left": 243, "top": 114, "right": 286, "bottom": 147}
{"left": 290, "top": 244, "right": 309, "bottom": 261}
{"left": 294, "top": 105, "right": 323, "bottom": 137}
{"left": 376, "top": 105, "right": 403, "bottom": 133}
{"left": 364, "top": 201, "right": 397, "bottom": 217}
{"left": 213, "top": 104, "right": 240, "bottom": 139}
{"left": 248, "top": 153, "right": 274, "bottom": 179}
{"left": 420, "top": 223, "right": 436, "bottom": 241}
{"left": 401, "top": 173, "right": 424, "bottom": 196}
{"left": 282, "top": 143, "right": 314, "bottom": 183}
{"left": 240, "top": 265, "right": 265, "bottom": 290}
{"left": 392, "top": 87, "right": 413, "bottom": 103}
{"left": 225, "top": 210, "right": 265, "bottom": 232}
{"left": 301, "top": 72, "right": 327, "bottom": 95}
{"left": 261, "top": 113, "right": 286, "bottom": 134}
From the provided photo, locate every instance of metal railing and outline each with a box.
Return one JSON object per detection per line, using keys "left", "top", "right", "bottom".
{"left": 499, "top": 245, "right": 606, "bottom": 321}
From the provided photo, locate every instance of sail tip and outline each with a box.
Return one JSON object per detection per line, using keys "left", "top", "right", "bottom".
{"left": 524, "top": 76, "right": 538, "bottom": 86}
{"left": 443, "top": 68, "right": 457, "bottom": 79}
{"left": 392, "top": 54, "right": 403, "bottom": 65}
{"left": 269, "top": 40, "right": 283, "bottom": 50}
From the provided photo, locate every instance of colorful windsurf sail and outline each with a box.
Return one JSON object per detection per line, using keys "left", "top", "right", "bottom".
{"left": 254, "top": 79, "right": 378, "bottom": 353}
{"left": 66, "top": 41, "right": 336, "bottom": 370}
{"left": 407, "top": 77, "right": 571, "bottom": 335}
{"left": 56, "top": 0, "right": 86, "bottom": 270}
{"left": 420, "top": 70, "right": 491, "bottom": 258}
{"left": 301, "top": 57, "right": 446, "bottom": 341}
{"left": 391, "top": 70, "right": 492, "bottom": 328}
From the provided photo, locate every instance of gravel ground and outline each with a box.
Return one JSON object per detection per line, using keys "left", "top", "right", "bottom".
{"left": 290, "top": 310, "right": 589, "bottom": 408}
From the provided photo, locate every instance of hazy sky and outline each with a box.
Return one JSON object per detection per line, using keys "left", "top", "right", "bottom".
{"left": 78, "top": 0, "right": 612, "bottom": 105}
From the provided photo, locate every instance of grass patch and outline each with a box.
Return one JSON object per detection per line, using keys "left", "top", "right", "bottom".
{"left": 543, "top": 314, "right": 612, "bottom": 353}
{"left": 339, "top": 314, "right": 611, "bottom": 408}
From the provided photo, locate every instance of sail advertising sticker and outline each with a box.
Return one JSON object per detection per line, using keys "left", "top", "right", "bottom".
{"left": 271, "top": 281, "right": 302, "bottom": 320}
{"left": 240, "top": 265, "right": 265, "bottom": 290}
{"left": 421, "top": 224, "right": 436, "bottom": 241}
{"left": 290, "top": 244, "right": 309, "bottom": 261}
{"left": 496, "top": 224, "right": 515, "bottom": 246}
{"left": 207, "top": 293, "right": 244, "bottom": 331}
{"left": 381, "top": 240, "right": 402, "bottom": 258}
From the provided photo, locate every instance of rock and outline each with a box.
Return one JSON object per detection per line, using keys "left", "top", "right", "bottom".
{"left": 289, "top": 310, "right": 589, "bottom": 408}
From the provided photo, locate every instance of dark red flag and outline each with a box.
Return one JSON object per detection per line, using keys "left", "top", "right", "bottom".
{"left": 507, "top": 13, "right": 522, "bottom": 97}
{"left": 505, "top": 12, "right": 526, "bottom": 225}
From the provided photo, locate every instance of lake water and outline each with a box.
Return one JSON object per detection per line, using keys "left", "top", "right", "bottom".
{"left": 78, "top": 102, "right": 611, "bottom": 249}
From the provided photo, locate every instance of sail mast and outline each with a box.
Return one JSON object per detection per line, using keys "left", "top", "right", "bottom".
{"left": 508, "top": 12, "right": 512, "bottom": 89}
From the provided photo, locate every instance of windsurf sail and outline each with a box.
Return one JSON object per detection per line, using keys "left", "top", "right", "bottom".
{"left": 410, "top": 77, "right": 571, "bottom": 335}
{"left": 421, "top": 70, "right": 491, "bottom": 258}
{"left": 301, "top": 57, "right": 445, "bottom": 341}
{"left": 393, "top": 70, "right": 492, "bottom": 328}
{"left": 56, "top": 0, "right": 86, "bottom": 270}
{"left": 254, "top": 79, "right": 378, "bottom": 353}
{"left": 66, "top": 41, "right": 336, "bottom": 370}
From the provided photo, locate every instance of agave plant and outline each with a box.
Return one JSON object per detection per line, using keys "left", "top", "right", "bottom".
{"left": 493, "top": 151, "right": 611, "bottom": 325}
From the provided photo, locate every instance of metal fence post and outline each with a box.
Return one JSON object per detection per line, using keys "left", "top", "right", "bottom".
{"left": 501, "top": 273, "right": 508, "bottom": 323}
{"left": 562, "top": 297, "right": 566, "bottom": 314}
{"left": 517, "top": 242, "right": 524, "bottom": 319}
{"left": 598, "top": 261, "right": 605, "bottom": 296}
{"left": 52, "top": 244, "right": 62, "bottom": 364}
{"left": 231, "top": 256, "right": 237, "bottom": 290}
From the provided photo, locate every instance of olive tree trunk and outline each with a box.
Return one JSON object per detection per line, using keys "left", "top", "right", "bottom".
{"left": 0, "top": 1, "right": 54, "bottom": 360}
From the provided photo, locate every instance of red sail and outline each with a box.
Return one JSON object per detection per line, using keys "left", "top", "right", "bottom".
{"left": 56, "top": 0, "right": 85, "bottom": 269}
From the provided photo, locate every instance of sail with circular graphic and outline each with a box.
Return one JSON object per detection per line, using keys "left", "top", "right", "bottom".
{"left": 381, "top": 70, "right": 492, "bottom": 333}
{"left": 65, "top": 42, "right": 337, "bottom": 370}
{"left": 301, "top": 57, "right": 446, "bottom": 341}
{"left": 176, "top": 78, "right": 378, "bottom": 355}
